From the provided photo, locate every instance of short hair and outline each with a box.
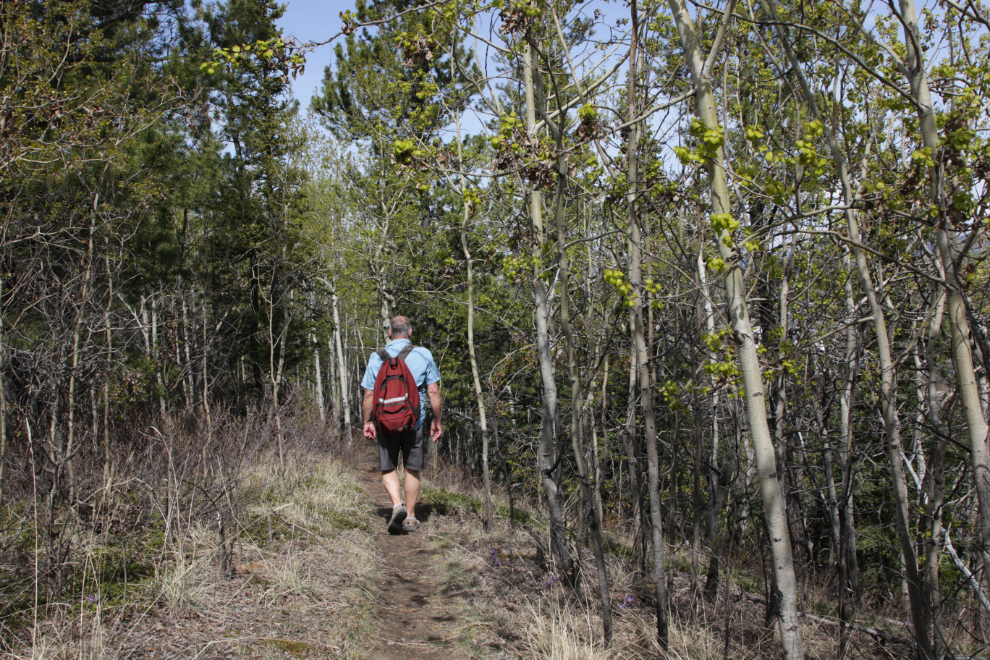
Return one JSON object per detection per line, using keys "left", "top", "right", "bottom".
{"left": 390, "top": 316, "right": 412, "bottom": 338}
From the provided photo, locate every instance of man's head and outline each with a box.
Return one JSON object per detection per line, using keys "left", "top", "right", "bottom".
{"left": 388, "top": 315, "right": 412, "bottom": 340}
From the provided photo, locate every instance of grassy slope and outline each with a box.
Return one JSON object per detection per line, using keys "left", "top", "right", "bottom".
{"left": 1, "top": 444, "right": 915, "bottom": 660}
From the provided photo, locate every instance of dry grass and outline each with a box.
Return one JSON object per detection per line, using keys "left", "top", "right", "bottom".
{"left": 2, "top": 411, "right": 380, "bottom": 659}
{"left": 523, "top": 598, "right": 614, "bottom": 660}
{"left": 7, "top": 616, "right": 109, "bottom": 660}
{"left": 153, "top": 554, "right": 210, "bottom": 612}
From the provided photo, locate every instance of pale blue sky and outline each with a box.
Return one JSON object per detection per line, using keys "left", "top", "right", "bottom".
{"left": 277, "top": 0, "right": 352, "bottom": 109}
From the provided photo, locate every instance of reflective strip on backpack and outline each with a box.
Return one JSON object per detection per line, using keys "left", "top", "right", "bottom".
{"left": 379, "top": 395, "right": 409, "bottom": 405}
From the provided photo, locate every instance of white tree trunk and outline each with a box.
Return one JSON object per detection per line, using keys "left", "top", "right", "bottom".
{"left": 667, "top": 2, "right": 803, "bottom": 655}
{"left": 456, "top": 109, "right": 493, "bottom": 529}
{"left": 523, "top": 38, "right": 574, "bottom": 580}
{"left": 625, "top": 8, "right": 668, "bottom": 644}
{"left": 898, "top": 0, "right": 990, "bottom": 609}
{"left": 332, "top": 286, "right": 352, "bottom": 444}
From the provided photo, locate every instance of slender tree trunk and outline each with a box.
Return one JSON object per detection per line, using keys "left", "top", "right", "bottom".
{"left": 593, "top": 361, "right": 607, "bottom": 529}
{"left": 353, "top": 319, "right": 365, "bottom": 427}
{"left": 377, "top": 280, "right": 391, "bottom": 338}
{"left": 523, "top": 34, "right": 574, "bottom": 582}
{"left": 328, "top": 338, "right": 339, "bottom": 424}
{"left": 250, "top": 252, "right": 264, "bottom": 394}
{"left": 66, "top": 217, "right": 96, "bottom": 505}
{"left": 821, "top": 405, "right": 842, "bottom": 583}
{"left": 772, "top": 239, "right": 809, "bottom": 567}
{"left": 626, "top": 4, "right": 667, "bottom": 645}
{"left": 331, "top": 285, "right": 352, "bottom": 445}
{"left": 703, "top": 450, "right": 727, "bottom": 601}
{"left": 103, "top": 243, "right": 113, "bottom": 483}
{"left": 698, "top": 238, "right": 725, "bottom": 599}
{"left": 692, "top": 329, "right": 704, "bottom": 595}
{"left": 838, "top": 249, "right": 862, "bottom": 604}
{"left": 836, "top": 309, "right": 862, "bottom": 659}
{"left": 150, "top": 297, "right": 166, "bottom": 417}
{"left": 202, "top": 297, "right": 212, "bottom": 476}
{"left": 736, "top": 395, "right": 755, "bottom": 539}
{"left": 622, "top": 344, "right": 646, "bottom": 574}
{"left": 313, "top": 329, "right": 325, "bottom": 421}
{"left": 272, "top": 273, "right": 292, "bottom": 470}
{"left": 921, "top": 287, "right": 948, "bottom": 659}
{"left": 588, "top": 387, "right": 607, "bottom": 532}
{"left": 312, "top": 289, "right": 325, "bottom": 422}
{"left": 180, "top": 277, "right": 194, "bottom": 410}
{"left": 456, "top": 110, "right": 494, "bottom": 530}
{"left": 667, "top": 2, "right": 803, "bottom": 655}
{"left": 545, "top": 106, "right": 612, "bottom": 641}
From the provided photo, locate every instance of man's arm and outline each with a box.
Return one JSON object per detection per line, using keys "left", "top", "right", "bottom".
{"left": 427, "top": 382, "right": 442, "bottom": 441}
{"left": 362, "top": 389, "right": 376, "bottom": 439}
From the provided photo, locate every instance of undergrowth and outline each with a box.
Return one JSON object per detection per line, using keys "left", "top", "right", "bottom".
{"left": 416, "top": 457, "right": 914, "bottom": 660}
{"left": 0, "top": 406, "right": 379, "bottom": 659}
{"left": 0, "top": 407, "right": 923, "bottom": 659}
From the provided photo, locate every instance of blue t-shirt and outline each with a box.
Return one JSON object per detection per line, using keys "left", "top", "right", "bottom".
{"left": 362, "top": 339, "right": 441, "bottom": 430}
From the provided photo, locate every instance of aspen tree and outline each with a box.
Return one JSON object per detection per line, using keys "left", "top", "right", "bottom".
{"left": 625, "top": 0, "right": 668, "bottom": 646}
{"left": 522, "top": 32, "right": 575, "bottom": 582}
{"left": 332, "top": 285, "right": 352, "bottom": 444}
{"left": 666, "top": 0, "right": 804, "bottom": 655}
{"left": 898, "top": 0, "right": 990, "bottom": 614}
{"left": 540, "top": 65, "right": 614, "bottom": 642}
{"left": 66, "top": 210, "right": 97, "bottom": 506}
{"left": 758, "top": 2, "right": 930, "bottom": 652}
{"left": 455, "top": 109, "right": 494, "bottom": 530}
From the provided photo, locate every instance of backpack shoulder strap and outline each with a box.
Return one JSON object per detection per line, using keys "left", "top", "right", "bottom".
{"left": 376, "top": 349, "right": 391, "bottom": 364}
{"left": 397, "top": 344, "right": 415, "bottom": 362}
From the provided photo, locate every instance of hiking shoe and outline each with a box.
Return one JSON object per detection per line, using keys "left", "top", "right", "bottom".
{"left": 387, "top": 505, "right": 407, "bottom": 535}
{"left": 403, "top": 518, "right": 420, "bottom": 533}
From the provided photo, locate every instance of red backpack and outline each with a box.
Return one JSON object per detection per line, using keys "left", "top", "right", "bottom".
{"left": 372, "top": 344, "right": 420, "bottom": 433}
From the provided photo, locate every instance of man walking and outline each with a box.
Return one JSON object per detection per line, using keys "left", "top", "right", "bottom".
{"left": 362, "top": 316, "right": 442, "bottom": 534}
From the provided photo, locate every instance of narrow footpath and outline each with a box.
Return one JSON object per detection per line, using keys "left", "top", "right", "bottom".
{"left": 357, "top": 464, "right": 457, "bottom": 660}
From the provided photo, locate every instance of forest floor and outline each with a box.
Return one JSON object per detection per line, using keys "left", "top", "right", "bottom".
{"left": 6, "top": 445, "right": 919, "bottom": 660}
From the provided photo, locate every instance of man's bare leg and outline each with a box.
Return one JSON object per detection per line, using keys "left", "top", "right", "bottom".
{"left": 382, "top": 469, "right": 403, "bottom": 507}
{"left": 404, "top": 468, "right": 421, "bottom": 519}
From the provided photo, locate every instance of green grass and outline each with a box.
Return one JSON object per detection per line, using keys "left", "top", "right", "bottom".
{"left": 421, "top": 485, "right": 534, "bottom": 525}
{"left": 0, "top": 513, "right": 166, "bottom": 644}
{"left": 324, "top": 509, "right": 372, "bottom": 532}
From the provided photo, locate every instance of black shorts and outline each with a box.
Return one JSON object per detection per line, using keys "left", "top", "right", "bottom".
{"left": 378, "top": 424, "right": 426, "bottom": 472}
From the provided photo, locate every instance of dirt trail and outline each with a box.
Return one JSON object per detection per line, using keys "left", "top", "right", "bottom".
{"left": 356, "top": 464, "right": 457, "bottom": 660}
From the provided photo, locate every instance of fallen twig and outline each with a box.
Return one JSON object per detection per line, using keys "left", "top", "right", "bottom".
{"left": 737, "top": 591, "right": 914, "bottom": 646}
